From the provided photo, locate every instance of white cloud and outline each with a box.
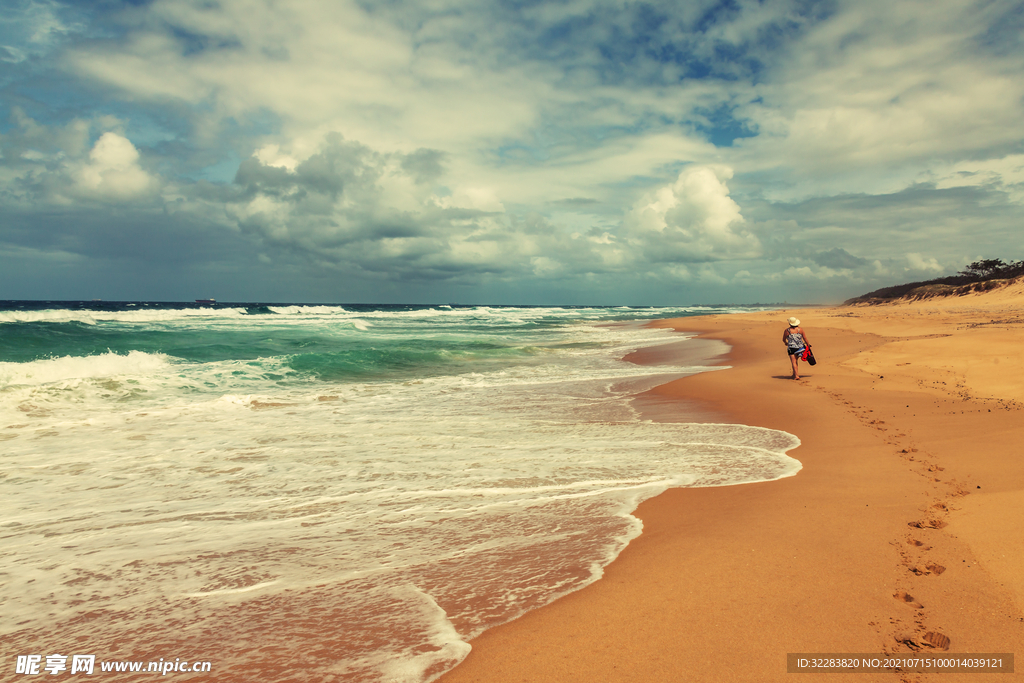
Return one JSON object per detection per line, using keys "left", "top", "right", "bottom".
{"left": 928, "top": 154, "right": 1024, "bottom": 203}
{"left": 210, "top": 137, "right": 776, "bottom": 283}
{"left": 74, "top": 133, "right": 154, "bottom": 200}
{"left": 435, "top": 187, "right": 504, "bottom": 213}
{"left": 61, "top": 0, "right": 729, "bottom": 213}
{"left": 530, "top": 256, "right": 561, "bottom": 277}
{"left": 625, "top": 165, "right": 761, "bottom": 262}
{"left": 2, "top": 0, "right": 1023, "bottom": 302}
{"left": 1, "top": 45, "right": 26, "bottom": 63}
{"left": 779, "top": 266, "right": 843, "bottom": 281}
{"left": 905, "top": 253, "right": 943, "bottom": 273}
{"left": 254, "top": 145, "right": 299, "bottom": 172}
{"left": 732, "top": 0, "right": 1024, "bottom": 199}
{"left": 0, "top": 0, "right": 80, "bottom": 62}
{"left": 0, "top": 114, "right": 156, "bottom": 205}
{"left": 66, "top": 0, "right": 540, "bottom": 154}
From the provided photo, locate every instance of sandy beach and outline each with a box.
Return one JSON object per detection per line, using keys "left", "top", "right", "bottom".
{"left": 439, "top": 282, "right": 1024, "bottom": 682}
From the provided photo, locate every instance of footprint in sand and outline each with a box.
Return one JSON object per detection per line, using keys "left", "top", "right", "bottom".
{"left": 909, "top": 518, "right": 947, "bottom": 530}
{"left": 921, "top": 632, "right": 952, "bottom": 650}
{"left": 897, "top": 631, "right": 951, "bottom": 651}
{"left": 894, "top": 591, "right": 924, "bottom": 609}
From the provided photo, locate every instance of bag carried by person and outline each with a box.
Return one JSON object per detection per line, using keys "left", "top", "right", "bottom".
{"left": 806, "top": 348, "right": 817, "bottom": 366}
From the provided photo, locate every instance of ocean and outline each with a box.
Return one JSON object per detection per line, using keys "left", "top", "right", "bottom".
{"left": 1, "top": 302, "right": 800, "bottom": 681}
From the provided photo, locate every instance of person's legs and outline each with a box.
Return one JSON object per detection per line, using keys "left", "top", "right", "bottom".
{"left": 789, "top": 352, "right": 800, "bottom": 379}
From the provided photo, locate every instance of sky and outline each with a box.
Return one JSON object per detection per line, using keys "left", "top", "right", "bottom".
{"left": 1, "top": 0, "right": 1022, "bottom": 305}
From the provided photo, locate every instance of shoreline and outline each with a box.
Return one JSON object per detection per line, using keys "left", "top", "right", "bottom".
{"left": 438, "top": 294, "right": 1024, "bottom": 682}
{"left": 0, "top": 306, "right": 792, "bottom": 683}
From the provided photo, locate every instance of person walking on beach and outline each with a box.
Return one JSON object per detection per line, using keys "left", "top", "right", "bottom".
{"left": 783, "top": 317, "right": 811, "bottom": 380}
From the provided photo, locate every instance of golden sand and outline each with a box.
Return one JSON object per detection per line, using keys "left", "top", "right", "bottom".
{"left": 439, "top": 282, "right": 1024, "bottom": 682}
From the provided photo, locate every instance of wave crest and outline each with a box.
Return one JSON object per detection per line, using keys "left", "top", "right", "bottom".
{"left": 0, "top": 350, "right": 173, "bottom": 386}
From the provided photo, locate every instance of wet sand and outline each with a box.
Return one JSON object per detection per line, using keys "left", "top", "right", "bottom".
{"left": 438, "top": 282, "right": 1024, "bottom": 682}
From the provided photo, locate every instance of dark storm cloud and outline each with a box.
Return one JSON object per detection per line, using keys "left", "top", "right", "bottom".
{"left": 753, "top": 184, "right": 1023, "bottom": 257}
{"left": 0, "top": 204, "right": 251, "bottom": 265}
{"left": 400, "top": 148, "right": 446, "bottom": 184}
{"left": 549, "top": 197, "right": 599, "bottom": 206}
{"left": 810, "top": 247, "right": 868, "bottom": 270}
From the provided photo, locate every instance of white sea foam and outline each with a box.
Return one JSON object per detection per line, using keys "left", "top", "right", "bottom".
{"left": 0, "top": 304, "right": 761, "bottom": 328}
{"left": 0, "top": 307, "right": 252, "bottom": 325}
{"left": 0, "top": 349, "right": 174, "bottom": 386}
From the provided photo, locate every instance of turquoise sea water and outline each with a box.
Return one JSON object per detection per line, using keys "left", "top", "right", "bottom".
{"left": 1, "top": 302, "right": 800, "bottom": 681}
